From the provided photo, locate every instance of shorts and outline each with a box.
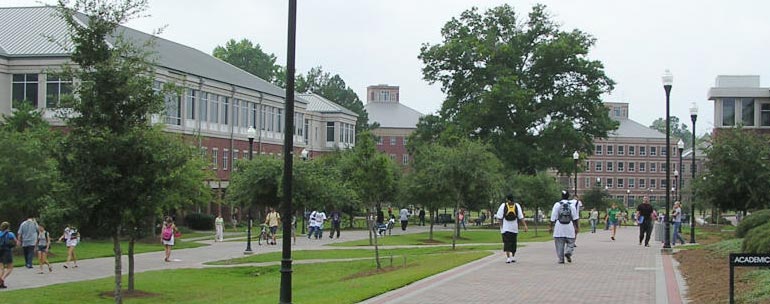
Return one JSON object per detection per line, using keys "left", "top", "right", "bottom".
{"left": 0, "top": 249, "right": 12, "bottom": 265}
{"left": 162, "top": 236, "right": 175, "bottom": 246}
{"left": 66, "top": 239, "right": 79, "bottom": 247}
{"left": 501, "top": 231, "right": 518, "bottom": 253}
{"left": 37, "top": 245, "right": 48, "bottom": 252}
{"left": 269, "top": 226, "right": 278, "bottom": 235}
{"left": 609, "top": 220, "right": 619, "bottom": 227}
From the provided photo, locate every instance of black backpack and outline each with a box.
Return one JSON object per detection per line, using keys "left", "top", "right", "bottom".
{"left": 504, "top": 203, "right": 517, "bottom": 221}
{"left": 0, "top": 231, "right": 14, "bottom": 249}
{"left": 557, "top": 201, "right": 573, "bottom": 224}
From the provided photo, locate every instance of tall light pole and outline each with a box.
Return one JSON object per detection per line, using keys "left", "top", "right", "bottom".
{"left": 300, "top": 149, "right": 309, "bottom": 235}
{"left": 245, "top": 126, "right": 256, "bottom": 254}
{"left": 677, "top": 139, "right": 684, "bottom": 201}
{"left": 281, "top": 1, "right": 297, "bottom": 302}
{"left": 573, "top": 151, "right": 579, "bottom": 199}
{"left": 673, "top": 169, "right": 679, "bottom": 202}
{"left": 626, "top": 189, "right": 631, "bottom": 208}
{"left": 662, "top": 69, "right": 673, "bottom": 250}
{"left": 689, "top": 102, "right": 698, "bottom": 243}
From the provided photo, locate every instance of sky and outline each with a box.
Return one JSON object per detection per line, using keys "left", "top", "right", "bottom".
{"left": 8, "top": 0, "right": 770, "bottom": 135}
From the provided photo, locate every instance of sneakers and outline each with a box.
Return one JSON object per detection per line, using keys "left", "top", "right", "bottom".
{"left": 505, "top": 257, "right": 512, "bottom": 264}
{"left": 565, "top": 253, "right": 572, "bottom": 263}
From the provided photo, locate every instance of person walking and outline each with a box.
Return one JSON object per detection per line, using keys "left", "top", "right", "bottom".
{"left": 589, "top": 208, "right": 599, "bottom": 233}
{"left": 418, "top": 208, "right": 426, "bottom": 226}
{"left": 265, "top": 207, "right": 281, "bottom": 245}
{"left": 672, "top": 202, "right": 686, "bottom": 246}
{"left": 399, "top": 207, "right": 410, "bottom": 231}
{"left": 160, "top": 217, "right": 178, "bottom": 262}
{"left": 328, "top": 210, "right": 342, "bottom": 239}
{"left": 17, "top": 215, "right": 38, "bottom": 269}
{"left": 549, "top": 190, "right": 579, "bottom": 264}
{"left": 0, "top": 221, "right": 19, "bottom": 288}
{"left": 35, "top": 224, "right": 52, "bottom": 274}
{"left": 307, "top": 209, "right": 318, "bottom": 239}
{"left": 214, "top": 213, "right": 225, "bottom": 242}
{"left": 636, "top": 196, "right": 655, "bottom": 247}
{"left": 60, "top": 224, "right": 79, "bottom": 268}
{"left": 291, "top": 214, "right": 297, "bottom": 244}
{"left": 494, "top": 194, "right": 528, "bottom": 263}
{"left": 313, "top": 210, "right": 327, "bottom": 239}
{"left": 458, "top": 208, "right": 467, "bottom": 231}
{"left": 607, "top": 203, "right": 621, "bottom": 240}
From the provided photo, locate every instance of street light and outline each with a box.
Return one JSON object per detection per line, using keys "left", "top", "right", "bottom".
{"left": 245, "top": 126, "right": 256, "bottom": 255}
{"left": 626, "top": 189, "right": 631, "bottom": 208}
{"left": 300, "top": 148, "right": 309, "bottom": 235}
{"left": 281, "top": 1, "right": 298, "bottom": 301}
{"left": 573, "top": 151, "right": 579, "bottom": 199}
{"left": 677, "top": 139, "right": 684, "bottom": 201}
{"left": 662, "top": 69, "right": 673, "bottom": 249}
{"left": 673, "top": 169, "right": 679, "bottom": 202}
{"left": 689, "top": 102, "right": 698, "bottom": 243}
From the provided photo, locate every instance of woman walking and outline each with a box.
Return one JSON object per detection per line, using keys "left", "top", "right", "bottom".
{"left": 0, "top": 221, "right": 19, "bottom": 288}
{"left": 60, "top": 225, "right": 79, "bottom": 268}
{"left": 214, "top": 213, "right": 224, "bottom": 242}
{"left": 35, "top": 224, "right": 52, "bottom": 273}
{"left": 161, "top": 217, "right": 178, "bottom": 262}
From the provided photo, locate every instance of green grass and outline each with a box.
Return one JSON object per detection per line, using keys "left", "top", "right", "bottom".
{"left": 10, "top": 239, "right": 206, "bottom": 267}
{"left": 330, "top": 229, "right": 552, "bottom": 247}
{"left": 1, "top": 250, "right": 490, "bottom": 303}
{"left": 206, "top": 244, "right": 500, "bottom": 265}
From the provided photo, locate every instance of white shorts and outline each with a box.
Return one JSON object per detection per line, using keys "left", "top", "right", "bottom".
{"left": 66, "top": 239, "right": 78, "bottom": 247}
{"left": 162, "top": 236, "right": 175, "bottom": 246}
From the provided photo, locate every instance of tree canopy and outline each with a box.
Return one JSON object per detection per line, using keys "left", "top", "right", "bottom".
{"left": 418, "top": 4, "right": 617, "bottom": 174}
{"left": 649, "top": 116, "right": 694, "bottom": 149}
{"left": 213, "top": 38, "right": 280, "bottom": 83}
{"left": 296, "top": 66, "right": 371, "bottom": 132}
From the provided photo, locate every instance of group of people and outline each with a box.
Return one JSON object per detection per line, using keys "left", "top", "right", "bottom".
{"left": 0, "top": 216, "right": 80, "bottom": 289}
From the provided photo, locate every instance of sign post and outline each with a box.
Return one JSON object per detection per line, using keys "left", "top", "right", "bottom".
{"left": 729, "top": 253, "right": 770, "bottom": 303}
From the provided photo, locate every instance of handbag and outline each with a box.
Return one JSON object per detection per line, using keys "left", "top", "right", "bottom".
{"left": 174, "top": 230, "right": 182, "bottom": 239}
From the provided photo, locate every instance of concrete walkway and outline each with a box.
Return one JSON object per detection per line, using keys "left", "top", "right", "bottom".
{"left": 2, "top": 224, "right": 689, "bottom": 304}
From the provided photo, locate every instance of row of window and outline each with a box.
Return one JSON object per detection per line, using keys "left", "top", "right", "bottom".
{"left": 582, "top": 177, "right": 682, "bottom": 190}
{"left": 587, "top": 161, "right": 699, "bottom": 173}
{"left": 595, "top": 144, "right": 680, "bottom": 157}
{"left": 199, "top": 146, "right": 284, "bottom": 171}
{"left": 377, "top": 136, "right": 408, "bottom": 146}
{"left": 12, "top": 73, "right": 72, "bottom": 108}
{"left": 721, "top": 98, "right": 770, "bottom": 127}
{"left": 387, "top": 153, "right": 409, "bottom": 166}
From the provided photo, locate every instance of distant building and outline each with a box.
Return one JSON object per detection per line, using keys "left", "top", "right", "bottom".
{"left": 575, "top": 102, "right": 682, "bottom": 208}
{"left": 707, "top": 75, "right": 770, "bottom": 136}
{"left": 364, "top": 85, "right": 423, "bottom": 167}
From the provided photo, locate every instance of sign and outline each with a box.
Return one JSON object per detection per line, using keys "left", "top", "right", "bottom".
{"left": 729, "top": 253, "right": 770, "bottom": 303}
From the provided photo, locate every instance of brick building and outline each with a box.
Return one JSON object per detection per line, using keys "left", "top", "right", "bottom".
{"left": 364, "top": 85, "right": 423, "bottom": 167}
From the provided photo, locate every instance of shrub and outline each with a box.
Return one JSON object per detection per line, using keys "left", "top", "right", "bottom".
{"left": 736, "top": 209, "right": 770, "bottom": 238}
{"left": 742, "top": 222, "right": 770, "bottom": 254}
{"left": 184, "top": 212, "right": 215, "bottom": 230}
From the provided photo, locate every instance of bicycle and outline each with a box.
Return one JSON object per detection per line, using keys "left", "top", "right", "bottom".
{"left": 257, "top": 224, "right": 272, "bottom": 245}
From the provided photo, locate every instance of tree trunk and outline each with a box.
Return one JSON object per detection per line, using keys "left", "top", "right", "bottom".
{"left": 452, "top": 196, "right": 460, "bottom": 250}
{"left": 128, "top": 235, "right": 135, "bottom": 293}
{"left": 367, "top": 206, "right": 374, "bottom": 246}
{"left": 429, "top": 208, "right": 435, "bottom": 241}
{"left": 113, "top": 232, "right": 123, "bottom": 304}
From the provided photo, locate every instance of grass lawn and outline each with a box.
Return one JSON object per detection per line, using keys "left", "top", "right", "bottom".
{"left": 10, "top": 239, "right": 206, "bottom": 268}
{"left": 1, "top": 249, "right": 490, "bottom": 303}
{"left": 206, "top": 244, "right": 500, "bottom": 265}
{"left": 329, "top": 229, "right": 553, "bottom": 246}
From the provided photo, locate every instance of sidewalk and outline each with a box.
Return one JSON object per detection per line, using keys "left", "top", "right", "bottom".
{"left": 362, "top": 225, "right": 688, "bottom": 304}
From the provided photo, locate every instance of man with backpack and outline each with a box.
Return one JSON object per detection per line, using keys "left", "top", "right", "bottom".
{"left": 0, "top": 221, "right": 19, "bottom": 288}
{"left": 494, "top": 194, "right": 528, "bottom": 264}
{"left": 549, "top": 190, "right": 579, "bottom": 264}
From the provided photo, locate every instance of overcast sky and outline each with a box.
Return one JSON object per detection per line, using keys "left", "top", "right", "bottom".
{"left": 9, "top": 0, "right": 770, "bottom": 135}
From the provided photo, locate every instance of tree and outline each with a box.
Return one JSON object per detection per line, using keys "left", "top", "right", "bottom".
{"left": 55, "top": 1, "right": 208, "bottom": 301}
{"left": 698, "top": 127, "right": 770, "bottom": 213}
{"left": 649, "top": 116, "right": 693, "bottom": 149}
{"left": 507, "top": 173, "right": 561, "bottom": 236}
{"left": 296, "top": 66, "right": 371, "bottom": 132}
{"left": 0, "top": 102, "right": 62, "bottom": 228}
{"left": 212, "top": 38, "right": 280, "bottom": 83}
{"left": 419, "top": 4, "right": 617, "bottom": 174}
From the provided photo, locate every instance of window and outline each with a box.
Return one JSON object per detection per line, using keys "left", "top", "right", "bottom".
{"left": 661, "top": 179, "right": 667, "bottom": 189}
{"left": 723, "top": 98, "right": 736, "bottom": 126}
{"left": 585, "top": 161, "right": 590, "bottom": 172}
{"left": 639, "top": 146, "right": 646, "bottom": 156}
{"left": 650, "top": 179, "right": 656, "bottom": 189}
{"left": 638, "top": 179, "right": 646, "bottom": 189}
{"left": 639, "top": 162, "right": 646, "bottom": 172}
{"left": 595, "top": 145, "right": 603, "bottom": 155}
{"left": 46, "top": 75, "right": 72, "bottom": 108}
{"left": 199, "top": 92, "right": 208, "bottom": 122}
{"left": 232, "top": 100, "right": 240, "bottom": 127}
{"left": 12, "top": 74, "right": 39, "bottom": 107}
{"left": 629, "top": 178, "right": 635, "bottom": 188}
{"left": 304, "top": 119, "right": 310, "bottom": 143}
{"left": 742, "top": 98, "right": 755, "bottom": 126}
{"left": 628, "top": 146, "right": 635, "bottom": 156}
{"left": 628, "top": 162, "right": 635, "bottom": 172}
{"left": 380, "top": 91, "right": 390, "bottom": 102}
{"left": 223, "top": 149, "right": 229, "bottom": 170}
{"left": 595, "top": 162, "right": 603, "bottom": 171}
{"left": 390, "top": 137, "right": 396, "bottom": 146}
{"left": 163, "top": 87, "right": 181, "bottom": 125}
{"left": 650, "top": 147, "right": 657, "bottom": 156}
{"left": 607, "top": 145, "right": 614, "bottom": 155}
{"left": 389, "top": 154, "right": 396, "bottom": 160}
{"left": 617, "top": 162, "right": 624, "bottom": 172}
{"left": 402, "top": 154, "right": 409, "bottom": 165}
{"left": 617, "top": 178, "right": 624, "bottom": 188}
{"left": 211, "top": 148, "right": 218, "bottom": 169}
{"left": 186, "top": 89, "right": 196, "bottom": 119}
{"left": 606, "top": 161, "right": 614, "bottom": 172}
{"left": 617, "top": 145, "right": 625, "bottom": 155}
{"left": 650, "top": 163, "right": 657, "bottom": 172}
{"left": 662, "top": 147, "right": 668, "bottom": 157}
{"left": 377, "top": 136, "right": 383, "bottom": 145}
{"left": 752, "top": 102, "right": 770, "bottom": 126}
{"left": 200, "top": 146, "right": 208, "bottom": 158}
{"left": 210, "top": 94, "right": 219, "bottom": 123}
{"left": 232, "top": 150, "right": 239, "bottom": 171}
{"left": 606, "top": 178, "right": 613, "bottom": 188}
{"left": 403, "top": 137, "right": 408, "bottom": 145}
{"left": 326, "top": 122, "right": 335, "bottom": 142}
{"left": 584, "top": 177, "right": 591, "bottom": 188}
{"left": 223, "top": 98, "right": 230, "bottom": 125}
{"left": 277, "top": 109, "right": 283, "bottom": 133}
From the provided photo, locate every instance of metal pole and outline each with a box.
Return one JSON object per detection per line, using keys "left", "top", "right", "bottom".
{"left": 690, "top": 113, "right": 697, "bottom": 243}
{"left": 663, "top": 83, "right": 672, "bottom": 249}
{"left": 574, "top": 159, "right": 578, "bottom": 199}
{"left": 280, "top": 0, "right": 297, "bottom": 302}
{"left": 245, "top": 137, "right": 254, "bottom": 254}
{"left": 679, "top": 152, "right": 683, "bottom": 201}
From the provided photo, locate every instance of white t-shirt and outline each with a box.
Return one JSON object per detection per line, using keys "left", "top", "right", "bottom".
{"left": 308, "top": 211, "right": 318, "bottom": 227}
{"left": 550, "top": 200, "right": 578, "bottom": 238}
{"left": 314, "top": 212, "right": 327, "bottom": 226}
{"left": 495, "top": 202, "right": 524, "bottom": 233}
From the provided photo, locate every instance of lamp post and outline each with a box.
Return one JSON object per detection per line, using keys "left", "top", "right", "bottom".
{"left": 626, "top": 189, "right": 631, "bottom": 208}
{"left": 662, "top": 69, "right": 673, "bottom": 249}
{"left": 677, "top": 139, "right": 684, "bottom": 201}
{"left": 281, "top": 1, "right": 298, "bottom": 302}
{"left": 573, "top": 151, "right": 579, "bottom": 198}
{"left": 300, "top": 149, "right": 309, "bottom": 235}
{"left": 245, "top": 126, "right": 256, "bottom": 254}
{"left": 673, "top": 169, "right": 679, "bottom": 202}
{"left": 689, "top": 102, "right": 698, "bottom": 243}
